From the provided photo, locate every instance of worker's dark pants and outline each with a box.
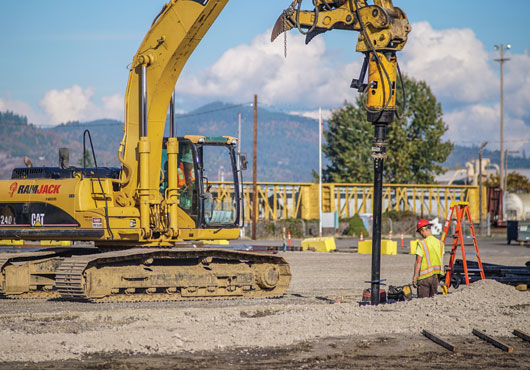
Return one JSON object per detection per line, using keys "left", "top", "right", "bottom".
{"left": 417, "top": 275, "right": 439, "bottom": 298}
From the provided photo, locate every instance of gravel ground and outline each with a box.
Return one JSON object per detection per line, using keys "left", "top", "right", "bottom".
{"left": 0, "top": 238, "right": 528, "bottom": 368}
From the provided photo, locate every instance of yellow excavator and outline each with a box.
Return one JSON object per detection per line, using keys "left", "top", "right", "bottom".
{"left": 0, "top": 0, "right": 409, "bottom": 302}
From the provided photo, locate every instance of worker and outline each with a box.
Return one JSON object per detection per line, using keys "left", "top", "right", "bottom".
{"left": 177, "top": 149, "right": 195, "bottom": 210}
{"left": 412, "top": 219, "right": 445, "bottom": 298}
{"left": 177, "top": 149, "right": 195, "bottom": 187}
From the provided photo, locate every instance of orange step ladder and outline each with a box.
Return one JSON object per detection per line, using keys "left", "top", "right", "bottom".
{"left": 441, "top": 201, "right": 485, "bottom": 291}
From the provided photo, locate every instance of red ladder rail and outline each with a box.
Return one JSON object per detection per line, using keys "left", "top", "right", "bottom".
{"left": 442, "top": 202, "right": 485, "bottom": 291}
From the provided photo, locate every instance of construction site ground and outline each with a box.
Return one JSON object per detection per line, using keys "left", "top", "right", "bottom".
{"left": 0, "top": 236, "right": 529, "bottom": 369}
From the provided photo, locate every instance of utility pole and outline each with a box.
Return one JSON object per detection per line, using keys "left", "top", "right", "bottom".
{"left": 318, "top": 107, "right": 323, "bottom": 237}
{"left": 494, "top": 44, "right": 510, "bottom": 199}
{"left": 504, "top": 149, "right": 508, "bottom": 199}
{"left": 237, "top": 112, "right": 242, "bottom": 154}
{"left": 252, "top": 94, "right": 258, "bottom": 240}
{"left": 478, "top": 141, "right": 487, "bottom": 234}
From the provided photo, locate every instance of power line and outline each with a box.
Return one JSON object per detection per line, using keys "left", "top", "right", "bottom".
{"left": 0, "top": 102, "right": 253, "bottom": 129}
{"left": 56, "top": 122, "right": 121, "bottom": 128}
{"left": 0, "top": 121, "right": 122, "bottom": 128}
{"left": 453, "top": 138, "right": 529, "bottom": 144}
{"left": 174, "top": 102, "right": 253, "bottom": 119}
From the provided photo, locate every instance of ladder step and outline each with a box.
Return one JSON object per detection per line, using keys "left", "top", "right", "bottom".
{"left": 445, "top": 202, "right": 484, "bottom": 291}
{"left": 449, "top": 251, "right": 478, "bottom": 256}
{"left": 450, "top": 220, "right": 473, "bottom": 225}
{"left": 449, "top": 266, "right": 483, "bottom": 272}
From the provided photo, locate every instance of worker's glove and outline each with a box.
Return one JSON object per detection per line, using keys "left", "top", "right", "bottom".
{"left": 412, "top": 278, "right": 417, "bottom": 288}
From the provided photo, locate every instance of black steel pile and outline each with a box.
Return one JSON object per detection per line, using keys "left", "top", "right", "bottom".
{"left": 448, "top": 259, "right": 530, "bottom": 288}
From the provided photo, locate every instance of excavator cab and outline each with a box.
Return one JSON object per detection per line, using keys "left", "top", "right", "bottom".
{"left": 160, "top": 136, "right": 243, "bottom": 230}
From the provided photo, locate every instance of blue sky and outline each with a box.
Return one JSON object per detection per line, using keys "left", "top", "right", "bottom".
{"left": 1, "top": 0, "right": 529, "bottom": 153}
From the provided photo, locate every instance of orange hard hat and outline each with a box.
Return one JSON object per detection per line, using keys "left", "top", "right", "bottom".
{"left": 416, "top": 219, "right": 432, "bottom": 232}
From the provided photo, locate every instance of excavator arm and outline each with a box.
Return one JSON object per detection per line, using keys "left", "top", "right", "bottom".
{"left": 119, "top": 0, "right": 229, "bottom": 201}
{"left": 272, "top": 0, "right": 410, "bottom": 122}
{"left": 117, "top": 0, "right": 409, "bottom": 240}
{"left": 273, "top": 0, "right": 411, "bottom": 306}
{"left": 117, "top": 0, "right": 232, "bottom": 239}
{"left": 272, "top": 0, "right": 409, "bottom": 52}
{"left": 120, "top": 0, "right": 410, "bottom": 193}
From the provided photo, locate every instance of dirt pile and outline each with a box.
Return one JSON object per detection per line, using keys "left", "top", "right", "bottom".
{"left": 0, "top": 273, "right": 527, "bottom": 363}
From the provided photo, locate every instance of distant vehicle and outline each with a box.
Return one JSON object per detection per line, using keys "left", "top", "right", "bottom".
{"left": 506, "top": 193, "right": 530, "bottom": 244}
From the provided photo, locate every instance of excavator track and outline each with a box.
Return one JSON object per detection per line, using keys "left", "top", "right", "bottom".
{"left": 0, "top": 250, "right": 68, "bottom": 299}
{"left": 56, "top": 248, "right": 291, "bottom": 302}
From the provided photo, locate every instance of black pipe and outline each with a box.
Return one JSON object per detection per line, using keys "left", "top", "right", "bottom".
{"left": 370, "top": 123, "right": 387, "bottom": 305}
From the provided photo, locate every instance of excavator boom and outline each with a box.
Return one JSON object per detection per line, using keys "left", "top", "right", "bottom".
{"left": 120, "top": 0, "right": 229, "bottom": 200}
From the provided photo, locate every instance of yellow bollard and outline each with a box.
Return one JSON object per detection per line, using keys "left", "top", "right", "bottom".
{"left": 410, "top": 240, "right": 419, "bottom": 254}
{"left": 358, "top": 240, "right": 397, "bottom": 255}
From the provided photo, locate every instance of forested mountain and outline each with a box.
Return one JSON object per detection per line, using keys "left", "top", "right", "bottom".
{"left": 0, "top": 103, "right": 321, "bottom": 181}
{"left": 444, "top": 144, "right": 530, "bottom": 169}
{"left": 1, "top": 105, "right": 529, "bottom": 181}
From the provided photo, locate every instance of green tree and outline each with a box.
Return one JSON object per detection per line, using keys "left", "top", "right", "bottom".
{"left": 78, "top": 149, "right": 94, "bottom": 167}
{"left": 311, "top": 169, "right": 321, "bottom": 183}
{"left": 484, "top": 172, "right": 530, "bottom": 193}
{"left": 346, "top": 213, "right": 369, "bottom": 237}
{"left": 323, "top": 75, "right": 453, "bottom": 184}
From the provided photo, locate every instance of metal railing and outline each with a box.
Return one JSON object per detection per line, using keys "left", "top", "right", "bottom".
{"left": 209, "top": 182, "right": 484, "bottom": 222}
{"left": 319, "top": 184, "right": 481, "bottom": 220}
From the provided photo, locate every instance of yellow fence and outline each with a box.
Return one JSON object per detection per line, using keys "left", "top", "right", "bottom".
{"left": 210, "top": 182, "right": 486, "bottom": 222}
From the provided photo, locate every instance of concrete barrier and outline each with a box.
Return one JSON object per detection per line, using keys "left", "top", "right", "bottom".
{"left": 358, "top": 240, "right": 397, "bottom": 255}
{"left": 301, "top": 237, "right": 336, "bottom": 252}
{"left": 202, "top": 240, "right": 230, "bottom": 245}
{"left": 39, "top": 240, "right": 71, "bottom": 246}
{"left": 410, "top": 240, "right": 419, "bottom": 254}
{"left": 0, "top": 240, "right": 24, "bottom": 246}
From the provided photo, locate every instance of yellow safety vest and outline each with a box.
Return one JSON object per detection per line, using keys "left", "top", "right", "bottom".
{"left": 418, "top": 236, "right": 444, "bottom": 280}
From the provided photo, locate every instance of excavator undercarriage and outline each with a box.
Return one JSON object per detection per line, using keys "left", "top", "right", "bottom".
{"left": 0, "top": 247, "right": 291, "bottom": 302}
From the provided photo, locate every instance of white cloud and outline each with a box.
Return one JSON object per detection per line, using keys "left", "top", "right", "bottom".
{"left": 0, "top": 96, "right": 43, "bottom": 125}
{"left": 504, "top": 50, "right": 530, "bottom": 119}
{"left": 173, "top": 23, "right": 529, "bottom": 133}
{"left": 2, "top": 20, "right": 529, "bottom": 158}
{"left": 444, "top": 103, "right": 530, "bottom": 153}
{"left": 38, "top": 85, "right": 123, "bottom": 126}
{"left": 176, "top": 29, "right": 359, "bottom": 109}
{"left": 398, "top": 22, "right": 530, "bottom": 156}
{"left": 401, "top": 21, "right": 497, "bottom": 104}
{"left": 1, "top": 87, "right": 123, "bottom": 127}
{"left": 40, "top": 85, "right": 95, "bottom": 124}
{"left": 290, "top": 109, "right": 332, "bottom": 121}
{"left": 100, "top": 93, "right": 124, "bottom": 119}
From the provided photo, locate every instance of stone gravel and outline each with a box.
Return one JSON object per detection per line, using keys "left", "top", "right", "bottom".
{"left": 0, "top": 249, "right": 528, "bottom": 363}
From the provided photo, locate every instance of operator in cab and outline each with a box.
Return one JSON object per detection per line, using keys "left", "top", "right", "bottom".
{"left": 412, "top": 219, "right": 445, "bottom": 298}
{"left": 177, "top": 148, "right": 195, "bottom": 210}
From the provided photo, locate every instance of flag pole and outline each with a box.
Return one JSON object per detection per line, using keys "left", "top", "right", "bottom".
{"left": 319, "top": 107, "right": 323, "bottom": 237}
